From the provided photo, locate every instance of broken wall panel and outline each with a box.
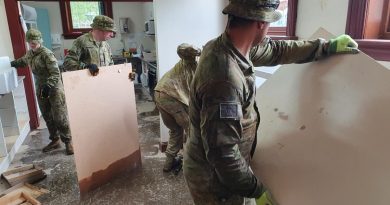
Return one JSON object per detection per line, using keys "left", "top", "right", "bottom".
{"left": 252, "top": 29, "right": 390, "bottom": 205}
{"left": 62, "top": 64, "right": 141, "bottom": 195}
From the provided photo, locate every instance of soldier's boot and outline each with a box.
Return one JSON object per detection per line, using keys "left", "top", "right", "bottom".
{"left": 163, "top": 156, "right": 174, "bottom": 172}
{"left": 42, "top": 138, "right": 61, "bottom": 153}
{"left": 65, "top": 142, "right": 74, "bottom": 155}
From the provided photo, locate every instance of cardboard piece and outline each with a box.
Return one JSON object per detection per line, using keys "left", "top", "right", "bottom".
{"left": 252, "top": 28, "right": 390, "bottom": 205}
{"left": 2, "top": 165, "right": 46, "bottom": 186}
{"left": 62, "top": 64, "right": 141, "bottom": 195}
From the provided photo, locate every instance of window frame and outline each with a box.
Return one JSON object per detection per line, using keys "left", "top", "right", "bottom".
{"left": 268, "top": 0, "right": 298, "bottom": 40}
{"left": 346, "top": 0, "right": 390, "bottom": 61}
{"left": 60, "top": 0, "right": 113, "bottom": 39}
{"left": 380, "top": 0, "right": 390, "bottom": 39}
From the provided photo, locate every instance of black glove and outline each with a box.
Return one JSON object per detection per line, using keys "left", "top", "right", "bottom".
{"left": 85, "top": 64, "right": 99, "bottom": 76}
{"left": 40, "top": 84, "right": 52, "bottom": 99}
{"left": 10, "top": 61, "right": 17, "bottom": 67}
{"left": 128, "top": 72, "right": 136, "bottom": 81}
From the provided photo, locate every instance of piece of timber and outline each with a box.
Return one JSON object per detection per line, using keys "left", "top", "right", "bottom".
{"left": 2, "top": 165, "right": 46, "bottom": 186}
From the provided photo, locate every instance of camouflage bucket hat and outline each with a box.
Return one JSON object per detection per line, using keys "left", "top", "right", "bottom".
{"left": 26, "top": 28, "right": 43, "bottom": 43}
{"left": 90, "top": 15, "right": 117, "bottom": 32}
{"left": 177, "top": 43, "right": 201, "bottom": 60}
{"left": 222, "top": 0, "right": 282, "bottom": 23}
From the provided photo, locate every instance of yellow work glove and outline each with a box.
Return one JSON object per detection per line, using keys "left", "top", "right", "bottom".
{"left": 256, "top": 191, "right": 277, "bottom": 205}
{"left": 328, "top": 34, "right": 359, "bottom": 54}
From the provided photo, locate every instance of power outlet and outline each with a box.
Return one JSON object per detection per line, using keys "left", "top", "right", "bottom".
{"left": 51, "top": 34, "right": 61, "bottom": 45}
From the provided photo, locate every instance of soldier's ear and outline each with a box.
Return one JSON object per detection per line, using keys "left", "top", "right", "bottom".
{"left": 257, "top": 21, "right": 267, "bottom": 30}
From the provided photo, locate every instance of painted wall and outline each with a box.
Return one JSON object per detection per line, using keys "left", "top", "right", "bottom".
{"left": 295, "top": 0, "right": 390, "bottom": 70}
{"left": 154, "top": 0, "right": 228, "bottom": 78}
{"left": 21, "top": 1, "right": 65, "bottom": 59}
{"left": 379, "top": 61, "right": 390, "bottom": 68}
{"left": 296, "top": 0, "right": 349, "bottom": 39}
{"left": 153, "top": 0, "right": 228, "bottom": 142}
{"left": 0, "top": 1, "right": 14, "bottom": 58}
{"left": 21, "top": 2, "right": 155, "bottom": 58}
{"left": 110, "top": 2, "right": 155, "bottom": 56}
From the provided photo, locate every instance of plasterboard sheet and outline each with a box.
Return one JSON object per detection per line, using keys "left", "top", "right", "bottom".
{"left": 252, "top": 28, "right": 390, "bottom": 205}
{"left": 62, "top": 64, "right": 141, "bottom": 194}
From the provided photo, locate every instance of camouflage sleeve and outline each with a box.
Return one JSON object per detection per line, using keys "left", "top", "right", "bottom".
{"left": 12, "top": 54, "right": 28, "bottom": 68}
{"left": 199, "top": 81, "right": 262, "bottom": 198}
{"left": 107, "top": 43, "right": 114, "bottom": 66}
{"left": 250, "top": 38, "right": 329, "bottom": 67}
{"left": 43, "top": 52, "right": 60, "bottom": 87}
{"left": 63, "top": 39, "right": 85, "bottom": 71}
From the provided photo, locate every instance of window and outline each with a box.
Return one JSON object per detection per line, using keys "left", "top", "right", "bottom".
{"left": 346, "top": 0, "right": 390, "bottom": 61}
{"left": 60, "top": 0, "right": 113, "bottom": 39}
{"left": 380, "top": 0, "right": 390, "bottom": 39}
{"left": 268, "top": 0, "right": 298, "bottom": 40}
{"left": 70, "top": 1, "right": 103, "bottom": 29}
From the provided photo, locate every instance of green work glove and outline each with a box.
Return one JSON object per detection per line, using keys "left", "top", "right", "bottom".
{"left": 256, "top": 191, "right": 277, "bottom": 205}
{"left": 328, "top": 34, "right": 359, "bottom": 54}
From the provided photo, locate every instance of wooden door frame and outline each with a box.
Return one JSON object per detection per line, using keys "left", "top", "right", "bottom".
{"left": 5, "top": 0, "right": 40, "bottom": 129}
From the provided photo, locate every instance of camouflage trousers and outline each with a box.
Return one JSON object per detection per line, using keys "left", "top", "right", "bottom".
{"left": 183, "top": 151, "right": 256, "bottom": 205}
{"left": 155, "top": 91, "right": 188, "bottom": 158}
{"left": 37, "top": 87, "right": 71, "bottom": 143}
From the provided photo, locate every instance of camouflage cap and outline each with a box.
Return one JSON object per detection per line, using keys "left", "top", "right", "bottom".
{"left": 177, "top": 43, "right": 201, "bottom": 60}
{"left": 26, "top": 28, "right": 43, "bottom": 43}
{"left": 90, "top": 15, "right": 117, "bottom": 32}
{"left": 222, "top": 0, "right": 282, "bottom": 23}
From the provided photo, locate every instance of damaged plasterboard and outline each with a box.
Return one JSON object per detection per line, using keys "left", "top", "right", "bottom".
{"left": 62, "top": 64, "right": 141, "bottom": 195}
{"left": 251, "top": 28, "right": 390, "bottom": 205}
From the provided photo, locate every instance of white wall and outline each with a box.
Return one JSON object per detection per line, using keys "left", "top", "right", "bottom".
{"left": 295, "top": 0, "right": 390, "bottom": 70}
{"left": 296, "top": 0, "right": 349, "bottom": 39}
{"left": 21, "top": 1, "right": 66, "bottom": 59}
{"left": 21, "top": 1, "right": 155, "bottom": 57}
{"left": 110, "top": 2, "right": 155, "bottom": 56}
{"left": 154, "top": 0, "right": 227, "bottom": 78}
{"left": 379, "top": 61, "right": 390, "bottom": 68}
{"left": 154, "top": 0, "right": 228, "bottom": 142}
{"left": 0, "top": 1, "right": 14, "bottom": 58}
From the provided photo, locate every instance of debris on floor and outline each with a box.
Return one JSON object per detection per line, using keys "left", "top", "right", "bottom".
{"left": 0, "top": 183, "right": 49, "bottom": 205}
{"left": 2, "top": 164, "right": 46, "bottom": 186}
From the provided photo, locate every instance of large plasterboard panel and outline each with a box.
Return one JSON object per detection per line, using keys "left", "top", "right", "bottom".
{"left": 62, "top": 64, "right": 141, "bottom": 194}
{"left": 252, "top": 28, "right": 390, "bottom": 205}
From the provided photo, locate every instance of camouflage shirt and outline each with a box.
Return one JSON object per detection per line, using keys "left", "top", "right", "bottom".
{"left": 63, "top": 32, "right": 113, "bottom": 71}
{"left": 154, "top": 59, "right": 197, "bottom": 106}
{"left": 12, "top": 46, "right": 61, "bottom": 88}
{"left": 184, "top": 32, "right": 328, "bottom": 199}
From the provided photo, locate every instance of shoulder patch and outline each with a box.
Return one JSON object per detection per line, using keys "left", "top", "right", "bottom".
{"left": 220, "top": 103, "right": 242, "bottom": 120}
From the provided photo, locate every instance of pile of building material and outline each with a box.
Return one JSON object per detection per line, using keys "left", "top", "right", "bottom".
{"left": 0, "top": 164, "right": 48, "bottom": 204}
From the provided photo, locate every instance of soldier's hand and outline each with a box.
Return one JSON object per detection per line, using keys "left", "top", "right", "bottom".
{"left": 86, "top": 64, "right": 99, "bottom": 76}
{"left": 129, "top": 72, "right": 136, "bottom": 81}
{"left": 40, "top": 84, "right": 52, "bottom": 99}
{"left": 256, "top": 191, "right": 276, "bottom": 205}
{"left": 328, "top": 34, "right": 359, "bottom": 54}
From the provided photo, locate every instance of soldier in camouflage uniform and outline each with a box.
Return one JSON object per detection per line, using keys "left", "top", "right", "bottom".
{"left": 183, "top": 0, "right": 359, "bottom": 204}
{"left": 10, "top": 29, "right": 74, "bottom": 155}
{"left": 63, "top": 15, "right": 116, "bottom": 76}
{"left": 154, "top": 43, "right": 201, "bottom": 172}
